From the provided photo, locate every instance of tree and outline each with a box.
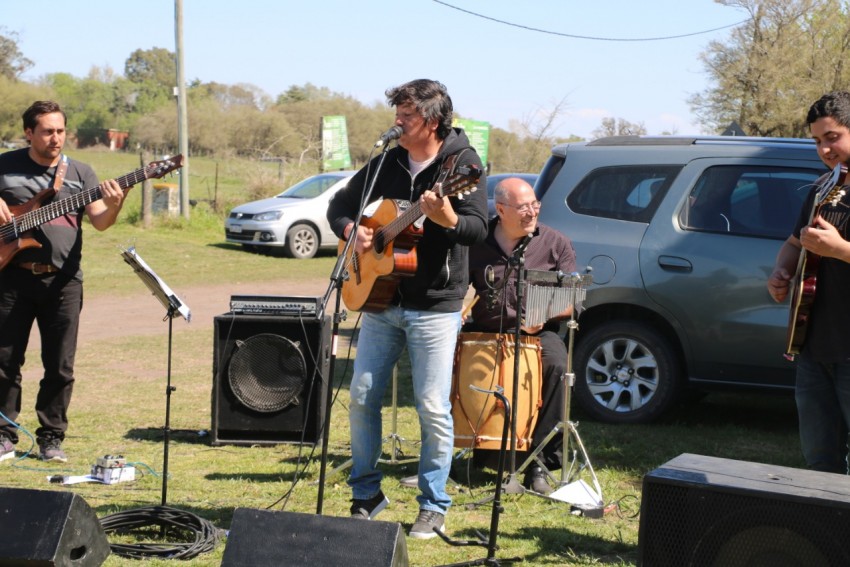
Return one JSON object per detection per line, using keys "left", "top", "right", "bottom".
{"left": 591, "top": 117, "right": 647, "bottom": 139}
{"left": 0, "top": 28, "right": 32, "bottom": 81}
{"left": 689, "top": 0, "right": 850, "bottom": 137}
{"left": 124, "top": 48, "right": 176, "bottom": 115}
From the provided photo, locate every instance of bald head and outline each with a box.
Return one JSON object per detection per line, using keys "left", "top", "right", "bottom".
{"left": 493, "top": 177, "right": 534, "bottom": 203}
{"left": 493, "top": 176, "right": 540, "bottom": 239}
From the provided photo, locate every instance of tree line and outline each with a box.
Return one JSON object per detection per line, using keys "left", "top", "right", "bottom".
{"left": 1, "top": 0, "right": 845, "bottom": 173}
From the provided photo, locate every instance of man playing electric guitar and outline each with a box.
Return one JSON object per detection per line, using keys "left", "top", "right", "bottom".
{"left": 327, "top": 79, "right": 487, "bottom": 538}
{"left": 0, "top": 100, "right": 128, "bottom": 464}
{"left": 768, "top": 91, "right": 850, "bottom": 474}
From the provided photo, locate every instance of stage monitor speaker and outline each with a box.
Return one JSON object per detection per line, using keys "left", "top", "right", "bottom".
{"left": 221, "top": 508, "right": 408, "bottom": 567}
{"left": 212, "top": 313, "right": 331, "bottom": 446}
{"left": 638, "top": 452, "right": 850, "bottom": 566}
{"left": 0, "top": 487, "right": 110, "bottom": 567}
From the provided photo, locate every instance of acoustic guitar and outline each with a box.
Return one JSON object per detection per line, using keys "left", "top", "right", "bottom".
{"left": 785, "top": 163, "right": 848, "bottom": 356}
{"left": 0, "top": 155, "right": 183, "bottom": 271}
{"left": 338, "top": 160, "right": 481, "bottom": 313}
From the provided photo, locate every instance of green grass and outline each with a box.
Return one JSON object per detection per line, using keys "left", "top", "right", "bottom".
{"left": 0, "top": 150, "right": 805, "bottom": 566}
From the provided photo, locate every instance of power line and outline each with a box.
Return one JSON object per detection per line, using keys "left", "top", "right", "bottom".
{"left": 432, "top": 0, "right": 750, "bottom": 42}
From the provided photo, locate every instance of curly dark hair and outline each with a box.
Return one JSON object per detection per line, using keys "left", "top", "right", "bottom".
{"left": 22, "top": 100, "right": 66, "bottom": 132}
{"left": 385, "top": 79, "right": 453, "bottom": 140}
{"left": 807, "top": 91, "right": 850, "bottom": 128}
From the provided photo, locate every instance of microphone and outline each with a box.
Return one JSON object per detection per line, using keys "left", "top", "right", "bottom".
{"left": 374, "top": 126, "right": 403, "bottom": 148}
{"left": 513, "top": 232, "right": 534, "bottom": 257}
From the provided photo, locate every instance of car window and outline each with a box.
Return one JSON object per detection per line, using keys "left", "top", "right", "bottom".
{"left": 278, "top": 175, "right": 347, "bottom": 199}
{"left": 567, "top": 165, "right": 681, "bottom": 223}
{"left": 679, "top": 166, "right": 821, "bottom": 238}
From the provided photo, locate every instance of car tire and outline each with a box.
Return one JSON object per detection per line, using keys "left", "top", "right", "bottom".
{"left": 284, "top": 224, "right": 319, "bottom": 259}
{"left": 572, "top": 320, "right": 682, "bottom": 424}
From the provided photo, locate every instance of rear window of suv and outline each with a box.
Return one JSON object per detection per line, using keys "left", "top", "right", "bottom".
{"left": 679, "top": 165, "right": 821, "bottom": 239}
{"left": 567, "top": 165, "right": 682, "bottom": 223}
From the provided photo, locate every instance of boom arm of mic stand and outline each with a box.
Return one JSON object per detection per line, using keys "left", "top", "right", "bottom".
{"left": 317, "top": 145, "right": 392, "bottom": 515}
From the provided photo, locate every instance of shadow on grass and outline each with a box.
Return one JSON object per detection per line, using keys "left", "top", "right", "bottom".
{"left": 125, "top": 427, "right": 212, "bottom": 445}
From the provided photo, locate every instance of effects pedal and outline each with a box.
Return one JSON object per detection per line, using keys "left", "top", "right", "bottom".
{"left": 91, "top": 454, "right": 135, "bottom": 484}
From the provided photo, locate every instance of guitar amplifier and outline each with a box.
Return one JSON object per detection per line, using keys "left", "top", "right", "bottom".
{"left": 229, "top": 295, "right": 322, "bottom": 318}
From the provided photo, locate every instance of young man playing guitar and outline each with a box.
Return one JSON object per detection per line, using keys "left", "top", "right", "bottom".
{"left": 327, "top": 79, "right": 487, "bottom": 538}
{"left": 0, "top": 100, "right": 127, "bottom": 464}
{"left": 768, "top": 91, "right": 850, "bottom": 474}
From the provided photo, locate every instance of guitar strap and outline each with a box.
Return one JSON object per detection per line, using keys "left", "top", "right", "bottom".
{"left": 52, "top": 154, "right": 69, "bottom": 192}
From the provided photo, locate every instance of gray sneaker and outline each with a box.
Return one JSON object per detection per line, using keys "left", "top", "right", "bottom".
{"left": 38, "top": 438, "right": 67, "bottom": 463}
{"left": 350, "top": 490, "right": 389, "bottom": 520}
{"left": 409, "top": 510, "right": 445, "bottom": 539}
{"left": 0, "top": 436, "right": 14, "bottom": 463}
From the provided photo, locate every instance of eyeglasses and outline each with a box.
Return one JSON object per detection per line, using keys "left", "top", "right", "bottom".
{"left": 497, "top": 200, "right": 541, "bottom": 214}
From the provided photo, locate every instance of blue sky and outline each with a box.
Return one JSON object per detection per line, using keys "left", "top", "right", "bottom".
{"left": 4, "top": 0, "right": 748, "bottom": 139}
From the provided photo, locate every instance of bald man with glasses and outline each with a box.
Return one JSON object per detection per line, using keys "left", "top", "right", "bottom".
{"left": 465, "top": 176, "right": 577, "bottom": 494}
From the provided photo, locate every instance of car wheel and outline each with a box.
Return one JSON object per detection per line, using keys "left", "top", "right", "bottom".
{"left": 572, "top": 320, "right": 682, "bottom": 424}
{"left": 284, "top": 224, "right": 318, "bottom": 259}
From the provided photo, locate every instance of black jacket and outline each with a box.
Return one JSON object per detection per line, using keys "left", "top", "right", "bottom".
{"left": 327, "top": 127, "right": 488, "bottom": 312}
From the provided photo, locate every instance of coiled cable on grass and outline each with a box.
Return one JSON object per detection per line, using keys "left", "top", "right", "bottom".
{"left": 100, "top": 505, "right": 224, "bottom": 560}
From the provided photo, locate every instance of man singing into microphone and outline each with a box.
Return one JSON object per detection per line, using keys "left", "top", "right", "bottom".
{"left": 327, "top": 79, "right": 487, "bottom": 538}
{"left": 466, "top": 177, "right": 577, "bottom": 494}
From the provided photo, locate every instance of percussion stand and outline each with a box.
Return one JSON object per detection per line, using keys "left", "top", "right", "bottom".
{"left": 516, "top": 274, "right": 603, "bottom": 512}
{"left": 322, "top": 364, "right": 419, "bottom": 482}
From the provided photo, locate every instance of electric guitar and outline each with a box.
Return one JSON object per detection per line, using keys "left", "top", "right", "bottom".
{"left": 338, "top": 161, "right": 481, "bottom": 313}
{"left": 785, "top": 163, "right": 848, "bottom": 356}
{"left": 0, "top": 155, "right": 183, "bottom": 271}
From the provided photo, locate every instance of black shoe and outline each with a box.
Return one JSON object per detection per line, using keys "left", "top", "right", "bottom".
{"left": 37, "top": 438, "right": 68, "bottom": 463}
{"left": 350, "top": 490, "right": 389, "bottom": 520}
{"left": 524, "top": 466, "right": 552, "bottom": 495}
{"left": 409, "top": 509, "right": 446, "bottom": 539}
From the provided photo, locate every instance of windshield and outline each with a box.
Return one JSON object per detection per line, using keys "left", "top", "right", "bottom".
{"left": 277, "top": 174, "right": 347, "bottom": 199}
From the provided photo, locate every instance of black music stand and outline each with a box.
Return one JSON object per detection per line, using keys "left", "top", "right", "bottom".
{"left": 120, "top": 246, "right": 191, "bottom": 506}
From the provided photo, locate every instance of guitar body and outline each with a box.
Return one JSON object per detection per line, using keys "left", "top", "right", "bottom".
{"left": 339, "top": 199, "right": 423, "bottom": 312}
{"left": 0, "top": 187, "right": 58, "bottom": 270}
{"left": 786, "top": 250, "right": 820, "bottom": 355}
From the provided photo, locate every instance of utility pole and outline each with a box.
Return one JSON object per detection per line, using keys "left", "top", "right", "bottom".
{"left": 175, "top": 0, "right": 190, "bottom": 218}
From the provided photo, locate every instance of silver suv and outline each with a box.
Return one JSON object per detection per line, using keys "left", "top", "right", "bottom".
{"left": 536, "top": 136, "right": 826, "bottom": 424}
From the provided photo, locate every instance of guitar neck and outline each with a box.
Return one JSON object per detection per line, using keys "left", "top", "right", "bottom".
{"left": 377, "top": 201, "right": 425, "bottom": 245}
{"left": 16, "top": 166, "right": 149, "bottom": 233}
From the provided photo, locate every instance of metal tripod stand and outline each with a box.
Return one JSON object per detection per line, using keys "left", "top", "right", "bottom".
{"left": 325, "top": 365, "right": 419, "bottom": 481}
{"left": 516, "top": 273, "right": 603, "bottom": 513}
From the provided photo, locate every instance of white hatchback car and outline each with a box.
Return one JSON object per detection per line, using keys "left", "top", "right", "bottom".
{"left": 225, "top": 171, "right": 356, "bottom": 259}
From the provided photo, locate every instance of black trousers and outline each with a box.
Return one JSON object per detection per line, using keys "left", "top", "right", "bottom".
{"left": 0, "top": 269, "right": 82, "bottom": 444}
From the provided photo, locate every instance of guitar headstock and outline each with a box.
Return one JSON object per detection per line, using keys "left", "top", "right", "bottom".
{"left": 436, "top": 164, "right": 482, "bottom": 200}
{"left": 817, "top": 163, "right": 848, "bottom": 206}
{"left": 145, "top": 155, "right": 185, "bottom": 180}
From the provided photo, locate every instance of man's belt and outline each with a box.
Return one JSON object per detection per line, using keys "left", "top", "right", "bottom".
{"left": 16, "top": 262, "right": 59, "bottom": 275}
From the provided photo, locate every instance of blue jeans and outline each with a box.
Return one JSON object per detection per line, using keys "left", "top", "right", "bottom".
{"left": 348, "top": 306, "right": 461, "bottom": 514}
{"left": 795, "top": 352, "right": 850, "bottom": 474}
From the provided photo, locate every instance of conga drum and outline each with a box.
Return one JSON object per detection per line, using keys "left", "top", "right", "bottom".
{"left": 451, "top": 332, "right": 542, "bottom": 451}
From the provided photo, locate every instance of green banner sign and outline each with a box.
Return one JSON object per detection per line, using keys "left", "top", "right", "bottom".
{"left": 322, "top": 115, "right": 352, "bottom": 170}
{"left": 453, "top": 118, "right": 490, "bottom": 168}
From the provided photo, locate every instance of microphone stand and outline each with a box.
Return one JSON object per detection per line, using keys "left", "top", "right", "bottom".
{"left": 471, "top": 235, "right": 532, "bottom": 507}
{"left": 435, "top": 386, "right": 521, "bottom": 565}
{"left": 502, "top": 239, "right": 529, "bottom": 494}
{"left": 316, "top": 141, "right": 393, "bottom": 514}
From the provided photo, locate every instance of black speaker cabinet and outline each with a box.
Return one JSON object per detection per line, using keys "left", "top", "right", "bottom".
{"left": 0, "top": 488, "right": 110, "bottom": 566}
{"left": 221, "top": 508, "right": 409, "bottom": 567}
{"left": 212, "top": 313, "right": 331, "bottom": 446}
{"left": 639, "top": 453, "right": 850, "bottom": 566}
